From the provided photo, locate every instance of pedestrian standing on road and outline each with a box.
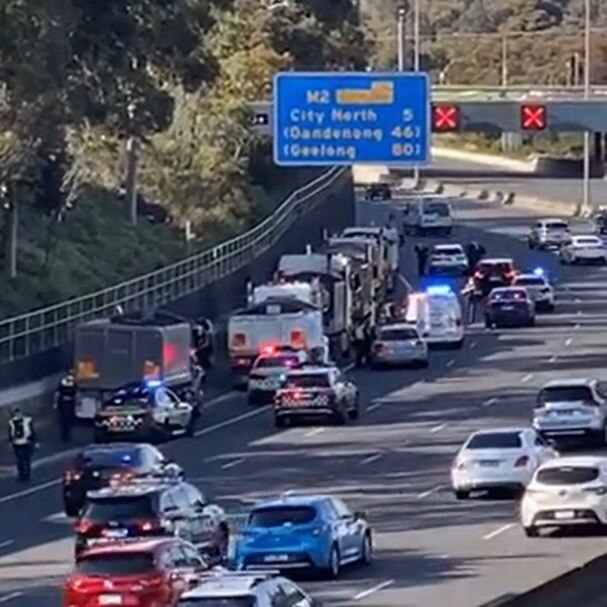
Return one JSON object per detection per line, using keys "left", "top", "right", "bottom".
{"left": 7, "top": 407, "right": 36, "bottom": 482}
{"left": 55, "top": 371, "right": 76, "bottom": 443}
{"left": 353, "top": 324, "right": 366, "bottom": 367}
{"left": 414, "top": 244, "right": 429, "bottom": 277}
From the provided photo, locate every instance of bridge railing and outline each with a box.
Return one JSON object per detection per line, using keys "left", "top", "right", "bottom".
{"left": 0, "top": 167, "right": 348, "bottom": 364}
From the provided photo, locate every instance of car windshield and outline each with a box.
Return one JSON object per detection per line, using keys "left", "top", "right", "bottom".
{"left": 479, "top": 262, "right": 512, "bottom": 272}
{"left": 83, "top": 495, "right": 156, "bottom": 521}
{"left": 466, "top": 432, "right": 522, "bottom": 449}
{"left": 379, "top": 328, "right": 418, "bottom": 340}
{"left": 538, "top": 386, "right": 594, "bottom": 404}
{"left": 423, "top": 202, "right": 449, "bottom": 216}
{"left": 536, "top": 466, "right": 599, "bottom": 485}
{"left": 255, "top": 356, "right": 299, "bottom": 369}
{"left": 76, "top": 448, "right": 142, "bottom": 470}
{"left": 433, "top": 247, "right": 462, "bottom": 255}
{"left": 283, "top": 374, "right": 331, "bottom": 389}
{"left": 514, "top": 277, "right": 544, "bottom": 287}
{"left": 248, "top": 506, "right": 317, "bottom": 527}
{"left": 76, "top": 553, "right": 155, "bottom": 576}
{"left": 179, "top": 600, "right": 255, "bottom": 607}
{"left": 545, "top": 221, "right": 568, "bottom": 230}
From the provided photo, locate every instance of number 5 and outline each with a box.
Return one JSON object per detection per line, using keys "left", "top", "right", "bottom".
{"left": 402, "top": 109, "right": 414, "bottom": 122}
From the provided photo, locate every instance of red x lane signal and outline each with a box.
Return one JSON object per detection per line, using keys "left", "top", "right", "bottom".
{"left": 521, "top": 104, "right": 546, "bottom": 130}
{"left": 432, "top": 104, "right": 460, "bottom": 132}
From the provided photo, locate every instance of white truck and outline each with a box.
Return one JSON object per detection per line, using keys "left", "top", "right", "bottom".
{"left": 277, "top": 250, "right": 353, "bottom": 358}
{"left": 227, "top": 282, "right": 328, "bottom": 387}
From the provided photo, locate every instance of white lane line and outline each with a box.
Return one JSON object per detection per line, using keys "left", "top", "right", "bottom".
{"left": 221, "top": 457, "right": 246, "bottom": 470}
{"left": 483, "top": 397, "right": 497, "bottom": 407}
{"left": 353, "top": 580, "right": 395, "bottom": 601}
{"left": 417, "top": 484, "right": 443, "bottom": 499}
{"left": 521, "top": 373, "right": 533, "bottom": 383}
{"left": 574, "top": 297, "right": 581, "bottom": 303}
{"left": 0, "top": 479, "right": 60, "bottom": 505}
{"left": 282, "top": 489, "right": 295, "bottom": 496}
{"left": 483, "top": 523, "right": 517, "bottom": 540}
{"left": 366, "top": 402, "right": 382, "bottom": 413}
{"left": 0, "top": 540, "right": 14, "bottom": 550}
{"left": 0, "top": 593, "right": 22, "bottom": 604}
{"left": 398, "top": 274, "right": 413, "bottom": 290}
{"left": 303, "top": 428, "right": 325, "bottom": 438}
{"left": 361, "top": 453, "right": 383, "bottom": 465}
{"left": 565, "top": 337, "right": 573, "bottom": 346}
{"left": 549, "top": 355, "right": 558, "bottom": 363}
{"left": 195, "top": 406, "right": 269, "bottom": 437}
{"left": 574, "top": 323, "right": 580, "bottom": 329}
{"left": 469, "top": 341, "right": 477, "bottom": 349}
{"left": 446, "top": 359, "right": 455, "bottom": 367}
{"left": 430, "top": 423, "right": 447, "bottom": 433}
{"left": 577, "top": 310, "right": 582, "bottom": 316}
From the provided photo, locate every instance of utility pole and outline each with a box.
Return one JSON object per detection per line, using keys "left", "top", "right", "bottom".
{"left": 397, "top": 3, "right": 407, "bottom": 71}
{"left": 1, "top": 183, "right": 17, "bottom": 279}
{"left": 125, "top": 101, "right": 139, "bottom": 225}
{"left": 582, "top": 0, "right": 592, "bottom": 215}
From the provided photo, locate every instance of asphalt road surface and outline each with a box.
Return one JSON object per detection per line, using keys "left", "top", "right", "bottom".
{"left": 2, "top": 191, "right": 607, "bottom": 607}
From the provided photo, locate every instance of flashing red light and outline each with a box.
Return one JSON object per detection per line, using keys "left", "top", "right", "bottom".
{"left": 75, "top": 518, "right": 93, "bottom": 534}
{"left": 162, "top": 343, "right": 179, "bottom": 369}
{"left": 260, "top": 345, "right": 276, "bottom": 355}
{"left": 521, "top": 104, "right": 546, "bottom": 130}
{"left": 432, "top": 104, "right": 460, "bottom": 132}
{"left": 64, "top": 470, "right": 81, "bottom": 483}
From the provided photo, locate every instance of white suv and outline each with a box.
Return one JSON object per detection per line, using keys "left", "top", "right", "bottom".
{"left": 179, "top": 571, "right": 319, "bottom": 607}
{"left": 521, "top": 456, "right": 607, "bottom": 537}
{"left": 532, "top": 379, "right": 607, "bottom": 447}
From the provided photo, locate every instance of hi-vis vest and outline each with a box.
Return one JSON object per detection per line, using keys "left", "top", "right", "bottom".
{"left": 8, "top": 416, "right": 33, "bottom": 445}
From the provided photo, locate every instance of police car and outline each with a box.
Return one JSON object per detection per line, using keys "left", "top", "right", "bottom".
{"left": 94, "top": 381, "right": 199, "bottom": 443}
{"left": 427, "top": 243, "right": 469, "bottom": 275}
{"left": 247, "top": 347, "right": 307, "bottom": 406}
{"left": 273, "top": 366, "right": 359, "bottom": 427}
{"left": 512, "top": 268, "right": 555, "bottom": 313}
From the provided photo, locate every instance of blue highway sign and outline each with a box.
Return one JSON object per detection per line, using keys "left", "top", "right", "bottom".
{"left": 273, "top": 72, "right": 430, "bottom": 167}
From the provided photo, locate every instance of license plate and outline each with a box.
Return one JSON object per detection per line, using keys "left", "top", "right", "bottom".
{"left": 264, "top": 554, "right": 289, "bottom": 562}
{"left": 103, "top": 529, "right": 128, "bottom": 538}
{"left": 99, "top": 596, "right": 122, "bottom": 605}
{"left": 555, "top": 510, "right": 575, "bottom": 519}
{"left": 500, "top": 305, "right": 514, "bottom": 310}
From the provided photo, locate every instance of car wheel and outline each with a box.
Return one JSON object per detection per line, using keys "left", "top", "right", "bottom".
{"left": 602, "top": 257, "right": 607, "bottom": 265}
{"left": 348, "top": 396, "right": 360, "bottom": 420}
{"left": 484, "top": 319, "right": 492, "bottom": 329}
{"left": 418, "top": 358, "right": 429, "bottom": 368}
{"left": 528, "top": 241, "right": 535, "bottom": 249}
{"left": 524, "top": 526, "right": 539, "bottom": 538}
{"left": 274, "top": 415, "right": 289, "bottom": 428}
{"left": 323, "top": 545, "right": 340, "bottom": 580}
{"left": 64, "top": 502, "right": 81, "bottom": 518}
{"left": 559, "top": 256, "right": 566, "bottom": 265}
{"left": 334, "top": 408, "right": 347, "bottom": 425}
{"left": 454, "top": 490, "right": 470, "bottom": 500}
{"left": 360, "top": 533, "right": 373, "bottom": 565}
{"left": 453, "top": 338, "right": 464, "bottom": 350}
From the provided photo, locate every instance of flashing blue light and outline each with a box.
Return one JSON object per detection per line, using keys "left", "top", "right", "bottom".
{"left": 145, "top": 379, "right": 163, "bottom": 389}
{"left": 426, "top": 285, "right": 452, "bottom": 295}
{"left": 533, "top": 267, "right": 544, "bottom": 276}
{"left": 121, "top": 454, "right": 132, "bottom": 463}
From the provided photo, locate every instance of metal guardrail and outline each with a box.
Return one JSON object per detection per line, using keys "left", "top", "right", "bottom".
{"left": 0, "top": 167, "right": 348, "bottom": 364}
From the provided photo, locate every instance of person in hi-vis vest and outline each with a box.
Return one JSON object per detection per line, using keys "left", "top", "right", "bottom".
{"left": 7, "top": 407, "right": 36, "bottom": 481}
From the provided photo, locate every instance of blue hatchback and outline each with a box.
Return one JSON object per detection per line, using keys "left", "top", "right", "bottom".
{"left": 233, "top": 495, "right": 373, "bottom": 579}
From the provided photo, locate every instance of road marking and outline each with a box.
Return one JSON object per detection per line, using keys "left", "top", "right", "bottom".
{"left": 574, "top": 323, "right": 580, "bottom": 329}
{"left": 0, "top": 478, "right": 60, "bottom": 505}
{"left": 366, "top": 402, "right": 382, "bottom": 413}
{"left": 430, "top": 423, "right": 447, "bottom": 433}
{"left": 577, "top": 310, "right": 582, "bottom": 316}
{"left": 446, "top": 359, "right": 455, "bottom": 367}
{"left": 483, "top": 523, "right": 516, "bottom": 540}
{"left": 282, "top": 489, "right": 295, "bottom": 496}
{"left": 0, "top": 593, "right": 22, "bottom": 604}
{"left": 521, "top": 373, "right": 533, "bottom": 383}
{"left": 195, "top": 406, "right": 269, "bottom": 437}
{"left": 361, "top": 453, "right": 383, "bottom": 465}
{"left": 549, "top": 355, "right": 558, "bottom": 363}
{"left": 483, "top": 397, "right": 497, "bottom": 407}
{"left": 398, "top": 273, "right": 413, "bottom": 290}
{"left": 469, "top": 340, "right": 477, "bottom": 349}
{"left": 303, "top": 428, "right": 324, "bottom": 438}
{"left": 353, "top": 580, "right": 395, "bottom": 601}
{"left": 565, "top": 337, "right": 573, "bottom": 346}
{"left": 574, "top": 297, "right": 581, "bottom": 303}
{"left": 417, "top": 484, "right": 443, "bottom": 499}
{"left": 0, "top": 540, "right": 13, "bottom": 550}
{"left": 221, "top": 457, "right": 246, "bottom": 470}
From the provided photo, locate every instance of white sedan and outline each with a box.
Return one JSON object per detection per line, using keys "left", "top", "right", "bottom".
{"left": 559, "top": 235, "right": 607, "bottom": 265}
{"left": 451, "top": 427, "right": 557, "bottom": 499}
{"left": 512, "top": 270, "right": 555, "bottom": 312}
{"left": 427, "top": 243, "right": 468, "bottom": 275}
{"left": 521, "top": 456, "right": 607, "bottom": 537}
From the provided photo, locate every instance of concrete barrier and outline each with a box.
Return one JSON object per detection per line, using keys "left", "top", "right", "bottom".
{"left": 476, "top": 552, "right": 607, "bottom": 607}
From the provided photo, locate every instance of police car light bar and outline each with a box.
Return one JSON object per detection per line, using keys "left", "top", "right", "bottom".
{"left": 533, "top": 267, "right": 544, "bottom": 276}
{"left": 426, "top": 285, "right": 452, "bottom": 295}
{"left": 145, "top": 379, "right": 163, "bottom": 388}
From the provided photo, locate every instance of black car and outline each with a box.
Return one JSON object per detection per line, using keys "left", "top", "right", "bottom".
{"left": 94, "top": 382, "right": 199, "bottom": 443}
{"left": 365, "top": 183, "right": 392, "bottom": 200}
{"left": 484, "top": 287, "right": 535, "bottom": 328}
{"left": 61, "top": 443, "right": 181, "bottom": 517}
{"left": 74, "top": 481, "right": 230, "bottom": 562}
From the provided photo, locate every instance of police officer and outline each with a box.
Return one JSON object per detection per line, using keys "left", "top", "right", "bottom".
{"left": 192, "top": 318, "right": 213, "bottom": 369}
{"left": 352, "top": 323, "right": 366, "bottom": 367}
{"left": 7, "top": 407, "right": 36, "bottom": 482}
{"left": 414, "top": 244, "right": 429, "bottom": 276}
{"left": 55, "top": 371, "right": 76, "bottom": 443}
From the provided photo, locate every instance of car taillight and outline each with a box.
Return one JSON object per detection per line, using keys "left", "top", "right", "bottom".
{"left": 514, "top": 456, "right": 529, "bottom": 467}
{"left": 75, "top": 518, "right": 94, "bottom": 534}
{"left": 138, "top": 573, "right": 164, "bottom": 588}
{"left": 474, "top": 271, "right": 483, "bottom": 279}
{"left": 373, "top": 342, "right": 385, "bottom": 351}
{"left": 64, "top": 469, "right": 81, "bottom": 483}
{"left": 109, "top": 472, "right": 135, "bottom": 486}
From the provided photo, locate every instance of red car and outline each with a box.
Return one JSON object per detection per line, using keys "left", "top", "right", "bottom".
{"left": 473, "top": 258, "right": 517, "bottom": 295}
{"left": 63, "top": 537, "right": 217, "bottom": 607}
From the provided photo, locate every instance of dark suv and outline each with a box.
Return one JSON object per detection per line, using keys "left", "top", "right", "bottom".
{"left": 62, "top": 443, "right": 181, "bottom": 517}
{"left": 74, "top": 481, "right": 229, "bottom": 563}
{"left": 365, "top": 183, "right": 391, "bottom": 200}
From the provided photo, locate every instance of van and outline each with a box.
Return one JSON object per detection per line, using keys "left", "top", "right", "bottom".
{"left": 404, "top": 197, "right": 454, "bottom": 236}
{"left": 405, "top": 286, "right": 464, "bottom": 348}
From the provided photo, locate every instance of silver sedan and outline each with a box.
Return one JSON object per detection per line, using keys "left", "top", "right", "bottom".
{"left": 370, "top": 323, "right": 429, "bottom": 368}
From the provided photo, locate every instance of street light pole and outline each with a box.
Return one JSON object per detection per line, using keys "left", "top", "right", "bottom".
{"left": 397, "top": 6, "right": 406, "bottom": 71}
{"left": 412, "top": 0, "right": 421, "bottom": 187}
{"left": 582, "top": 0, "right": 592, "bottom": 215}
